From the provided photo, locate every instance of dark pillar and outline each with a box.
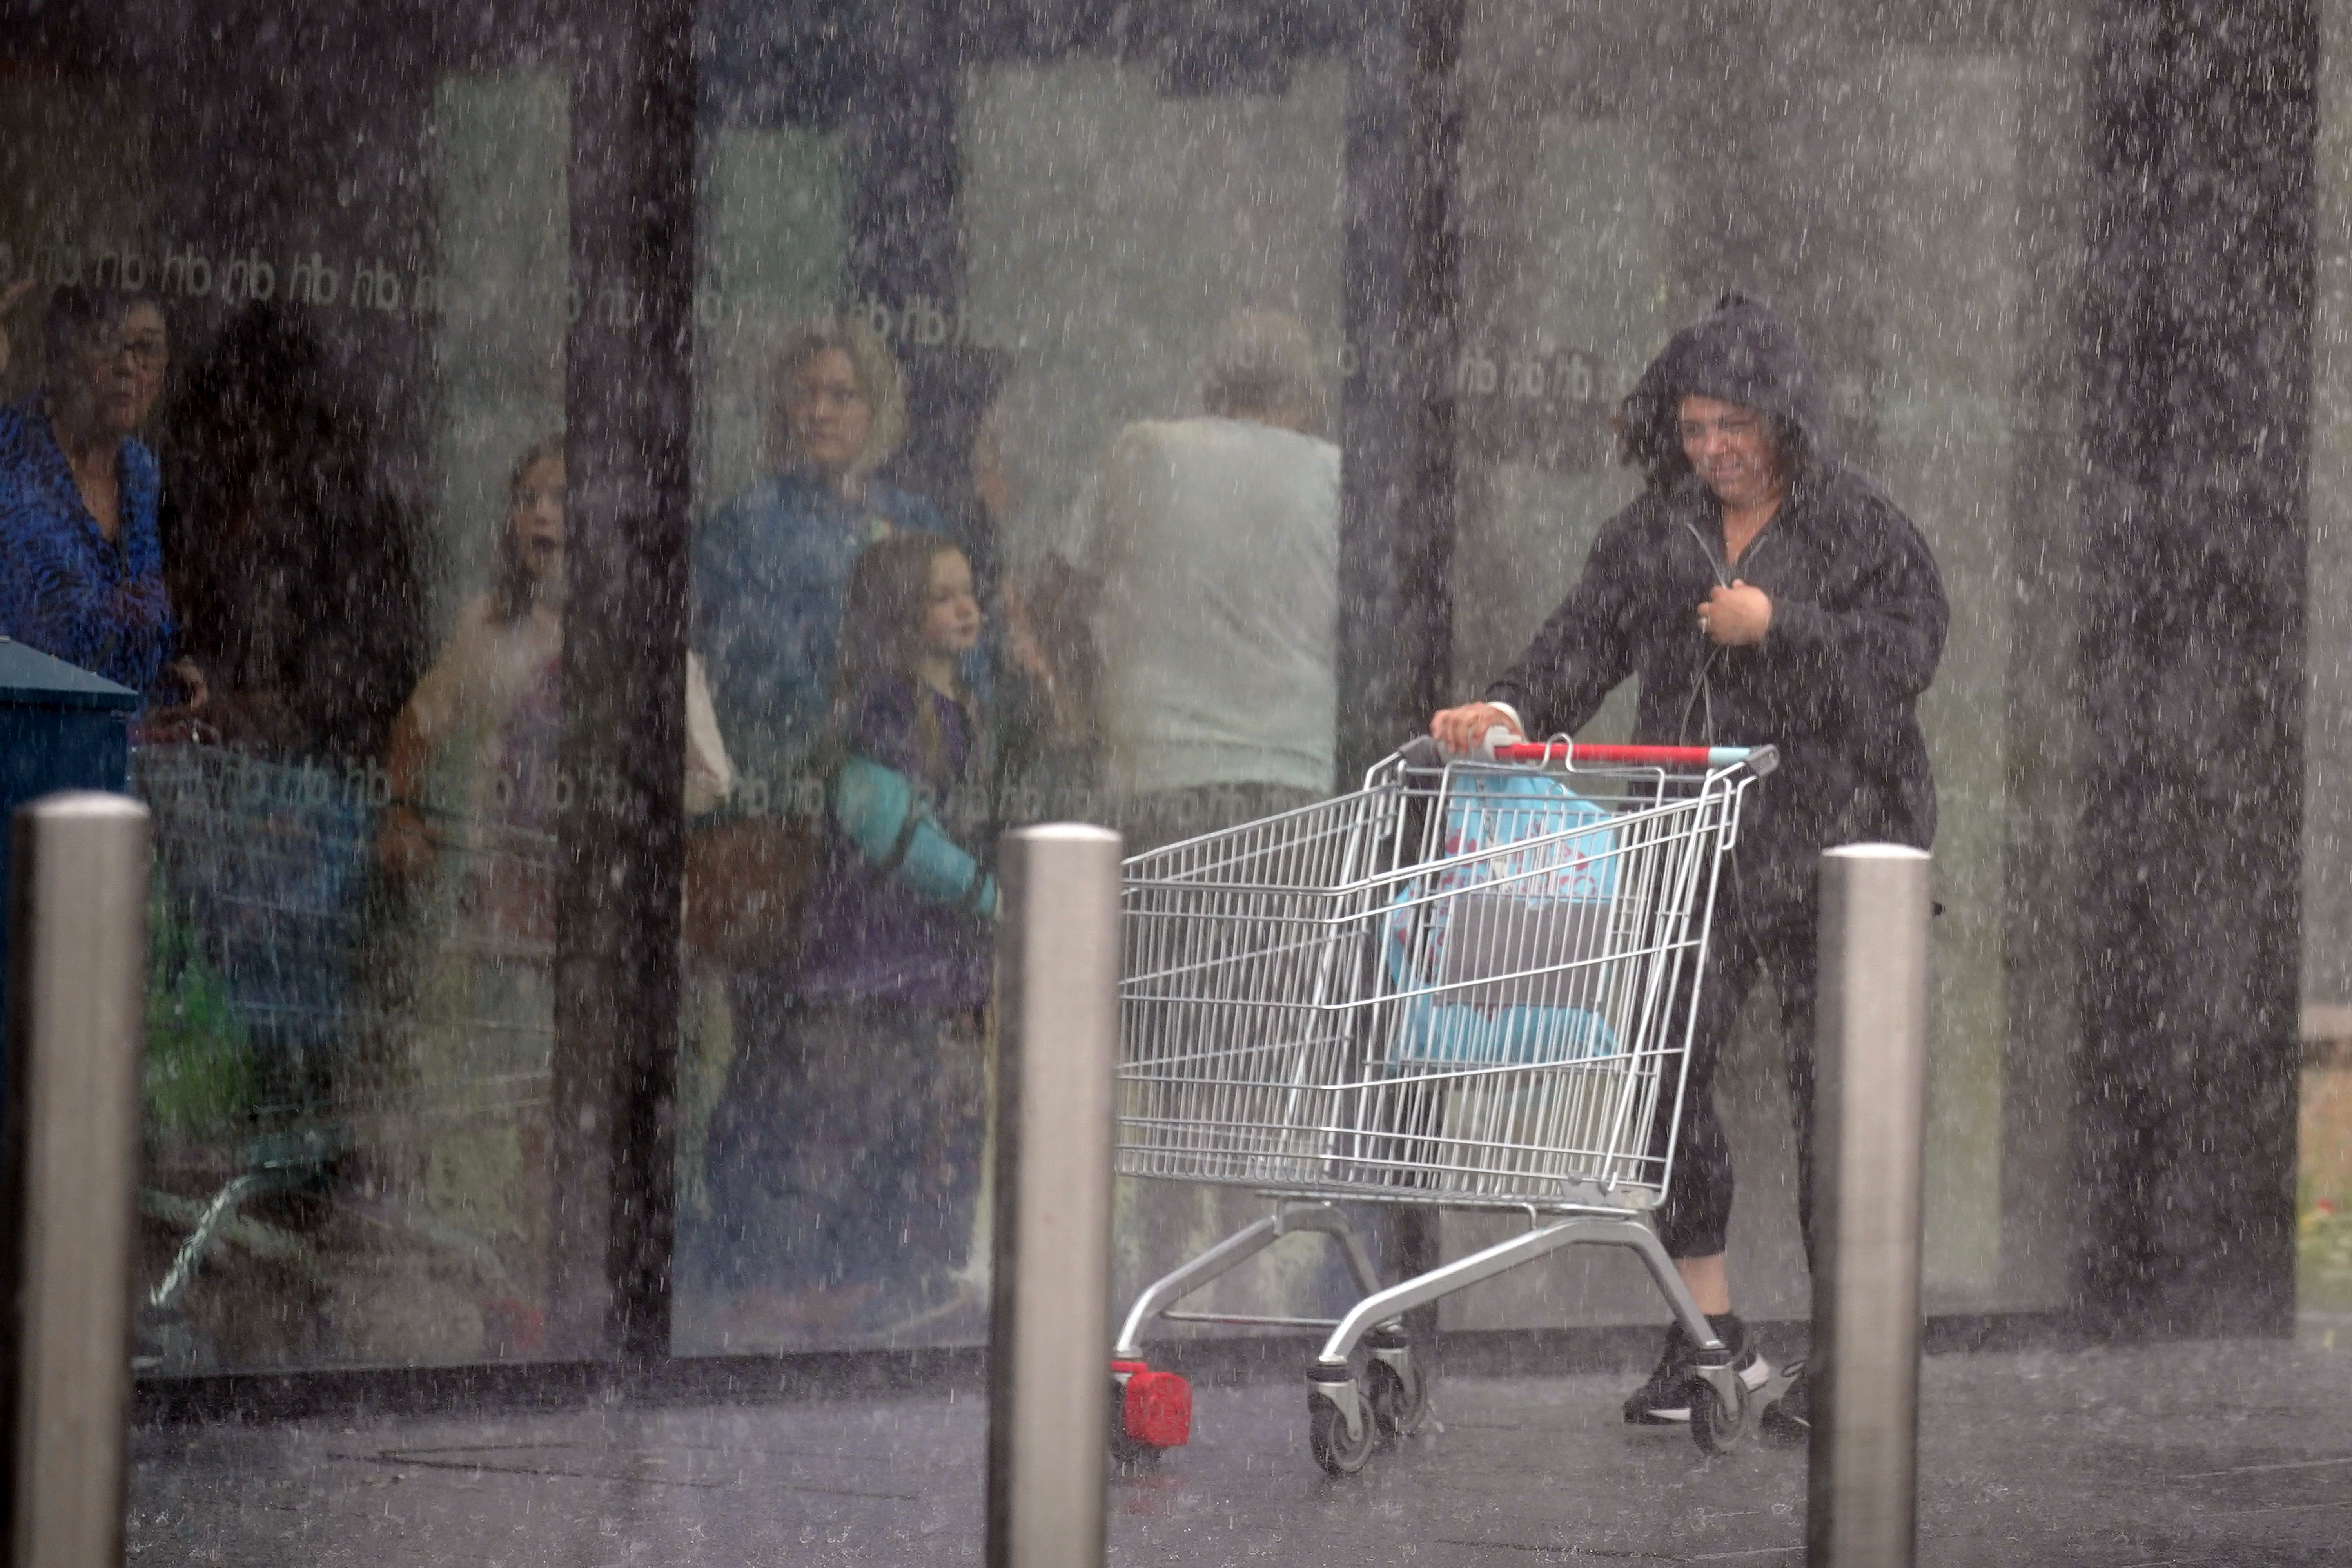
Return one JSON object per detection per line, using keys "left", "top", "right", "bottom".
{"left": 1338, "top": 0, "right": 1463, "bottom": 782}
{"left": 840, "top": 1, "right": 973, "bottom": 538}
{"left": 843, "top": 0, "right": 962, "bottom": 312}
{"left": 1341, "top": 0, "right": 1463, "bottom": 1321}
{"left": 550, "top": 0, "right": 697, "bottom": 1359}
{"left": 2076, "top": 0, "right": 2316, "bottom": 1336}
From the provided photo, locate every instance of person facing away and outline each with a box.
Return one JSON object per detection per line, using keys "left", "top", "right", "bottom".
{"left": 701, "top": 532, "right": 998, "bottom": 1342}
{"left": 158, "top": 301, "right": 427, "bottom": 763}
{"left": 1063, "top": 307, "right": 1341, "bottom": 849}
{"left": 693, "top": 314, "right": 958, "bottom": 798}
{"left": 1430, "top": 290, "right": 1947, "bottom": 1440}
{"left": 0, "top": 281, "right": 207, "bottom": 719}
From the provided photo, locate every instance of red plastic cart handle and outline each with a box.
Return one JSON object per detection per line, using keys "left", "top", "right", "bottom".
{"left": 1494, "top": 742, "right": 1777, "bottom": 774}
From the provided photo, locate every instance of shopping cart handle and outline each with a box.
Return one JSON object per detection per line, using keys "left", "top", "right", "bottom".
{"left": 1494, "top": 741, "right": 1779, "bottom": 776}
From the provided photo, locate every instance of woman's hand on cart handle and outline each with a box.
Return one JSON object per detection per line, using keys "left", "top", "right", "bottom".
{"left": 1430, "top": 701, "right": 1522, "bottom": 756}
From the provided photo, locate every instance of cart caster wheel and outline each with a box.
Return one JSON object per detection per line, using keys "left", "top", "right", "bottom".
{"left": 1307, "top": 1382, "right": 1375, "bottom": 1476}
{"left": 1368, "top": 1356, "right": 1428, "bottom": 1439}
{"left": 1684, "top": 1372, "right": 1748, "bottom": 1455}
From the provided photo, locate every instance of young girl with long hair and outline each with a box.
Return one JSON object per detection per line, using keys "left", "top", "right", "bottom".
{"left": 699, "top": 531, "right": 998, "bottom": 1342}
{"left": 373, "top": 437, "right": 731, "bottom": 1350}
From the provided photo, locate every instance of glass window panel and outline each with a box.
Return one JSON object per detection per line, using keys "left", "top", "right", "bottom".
{"left": 430, "top": 71, "right": 569, "bottom": 641}
{"left": 2306, "top": 0, "right": 2352, "bottom": 1318}
{"left": 0, "top": 0, "right": 2068, "bottom": 1362}
{"left": 0, "top": 0, "right": 2325, "bottom": 1557}
{"left": 0, "top": 29, "right": 604, "bottom": 1372}
{"left": 697, "top": 128, "right": 846, "bottom": 509}
{"left": 1875, "top": 48, "right": 2023, "bottom": 1304}
{"left": 671, "top": 46, "right": 1359, "bottom": 1356}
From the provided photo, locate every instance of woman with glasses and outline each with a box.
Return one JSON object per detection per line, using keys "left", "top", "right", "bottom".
{"left": 693, "top": 315, "right": 959, "bottom": 795}
{"left": 683, "top": 315, "right": 965, "bottom": 1346}
{"left": 0, "top": 279, "right": 206, "bottom": 719}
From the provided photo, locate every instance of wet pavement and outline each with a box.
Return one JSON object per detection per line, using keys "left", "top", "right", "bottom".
{"left": 130, "top": 1328, "right": 2352, "bottom": 1567}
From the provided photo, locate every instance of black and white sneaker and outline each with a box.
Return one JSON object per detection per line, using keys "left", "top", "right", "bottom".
{"left": 1622, "top": 1314, "right": 1773, "bottom": 1425}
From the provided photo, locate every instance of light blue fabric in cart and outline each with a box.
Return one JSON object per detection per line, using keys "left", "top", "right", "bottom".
{"left": 1384, "top": 769, "right": 1621, "bottom": 1064}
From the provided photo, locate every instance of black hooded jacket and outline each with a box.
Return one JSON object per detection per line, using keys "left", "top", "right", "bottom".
{"left": 1482, "top": 294, "right": 1947, "bottom": 916}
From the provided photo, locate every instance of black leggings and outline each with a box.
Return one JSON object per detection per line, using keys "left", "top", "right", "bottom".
{"left": 1650, "top": 902, "right": 1819, "bottom": 1265}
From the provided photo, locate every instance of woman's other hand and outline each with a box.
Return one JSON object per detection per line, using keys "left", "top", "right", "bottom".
{"left": 999, "top": 578, "right": 1055, "bottom": 687}
{"left": 1429, "top": 701, "right": 1522, "bottom": 755}
{"left": 168, "top": 656, "right": 209, "bottom": 712}
{"left": 134, "top": 659, "right": 218, "bottom": 746}
{"left": 1699, "top": 580, "right": 1772, "bottom": 646}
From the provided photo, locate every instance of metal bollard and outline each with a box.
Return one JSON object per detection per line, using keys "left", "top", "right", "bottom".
{"left": 1808, "top": 844, "right": 1933, "bottom": 1568}
{"left": 0, "top": 794, "right": 150, "bottom": 1568}
{"left": 985, "top": 825, "right": 1122, "bottom": 1568}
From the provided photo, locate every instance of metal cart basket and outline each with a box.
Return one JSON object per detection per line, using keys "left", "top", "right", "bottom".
{"left": 1107, "top": 736, "right": 1778, "bottom": 1473}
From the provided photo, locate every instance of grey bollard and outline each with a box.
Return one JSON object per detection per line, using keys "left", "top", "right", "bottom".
{"left": 1808, "top": 844, "right": 1932, "bottom": 1568}
{"left": 0, "top": 794, "right": 150, "bottom": 1568}
{"left": 985, "top": 825, "right": 1123, "bottom": 1568}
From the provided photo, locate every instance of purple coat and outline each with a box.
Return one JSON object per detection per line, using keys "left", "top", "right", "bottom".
{"left": 793, "top": 679, "right": 993, "bottom": 1009}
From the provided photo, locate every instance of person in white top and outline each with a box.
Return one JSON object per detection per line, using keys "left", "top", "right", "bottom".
{"left": 1064, "top": 309, "right": 1340, "bottom": 849}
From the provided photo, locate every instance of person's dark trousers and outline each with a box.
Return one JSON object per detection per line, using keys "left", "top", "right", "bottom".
{"left": 700, "top": 991, "right": 987, "bottom": 1305}
{"left": 1648, "top": 893, "right": 1821, "bottom": 1271}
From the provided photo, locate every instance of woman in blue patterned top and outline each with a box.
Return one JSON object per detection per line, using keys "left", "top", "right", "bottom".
{"left": 0, "top": 281, "right": 206, "bottom": 713}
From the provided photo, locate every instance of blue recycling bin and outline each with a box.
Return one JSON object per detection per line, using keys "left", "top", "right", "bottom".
{"left": 0, "top": 636, "right": 140, "bottom": 1024}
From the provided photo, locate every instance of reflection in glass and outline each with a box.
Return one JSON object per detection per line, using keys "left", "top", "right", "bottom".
{"left": 1, "top": 287, "right": 195, "bottom": 714}
{"left": 163, "top": 305, "right": 425, "bottom": 764}
{"left": 681, "top": 318, "right": 1008, "bottom": 1350}
{"left": 692, "top": 534, "right": 998, "bottom": 1349}
{"left": 1064, "top": 309, "right": 1341, "bottom": 854}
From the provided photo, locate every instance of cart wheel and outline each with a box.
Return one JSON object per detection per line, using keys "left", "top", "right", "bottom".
{"left": 1368, "top": 1356, "right": 1428, "bottom": 1439}
{"left": 1107, "top": 1379, "right": 1161, "bottom": 1468}
{"left": 1308, "top": 1387, "right": 1376, "bottom": 1476}
{"left": 1684, "top": 1372, "right": 1747, "bottom": 1455}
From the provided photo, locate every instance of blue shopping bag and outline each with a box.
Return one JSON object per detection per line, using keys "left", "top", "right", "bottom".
{"left": 1385, "top": 768, "right": 1620, "bottom": 1065}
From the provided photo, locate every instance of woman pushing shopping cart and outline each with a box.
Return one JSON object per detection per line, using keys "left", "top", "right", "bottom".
{"left": 1105, "top": 294, "right": 1945, "bottom": 1474}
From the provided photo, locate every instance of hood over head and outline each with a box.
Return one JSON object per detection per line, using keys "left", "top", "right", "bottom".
{"left": 1615, "top": 291, "right": 1835, "bottom": 488}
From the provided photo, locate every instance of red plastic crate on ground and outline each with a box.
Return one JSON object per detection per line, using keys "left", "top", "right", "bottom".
{"left": 1123, "top": 1369, "right": 1192, "bottom": 1448}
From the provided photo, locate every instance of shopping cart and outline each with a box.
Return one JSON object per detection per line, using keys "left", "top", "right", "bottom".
{"left": 134, "top": 744, "right": 556, "bottom": 1368}
{"left": 1106, "top": 735, "right": 1780, "bottom": 1474}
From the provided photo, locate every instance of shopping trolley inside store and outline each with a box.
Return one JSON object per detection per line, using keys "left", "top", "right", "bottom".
{"left": 1106, "top": 735, "right": 1781, "bottom": 1474}
{"left": 134, "top": 745, "right": 557, "bottom": 1368}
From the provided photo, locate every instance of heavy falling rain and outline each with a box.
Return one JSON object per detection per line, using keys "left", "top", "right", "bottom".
{"left": 0, "top": 0, "right": 2347, "bottom": 1563}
